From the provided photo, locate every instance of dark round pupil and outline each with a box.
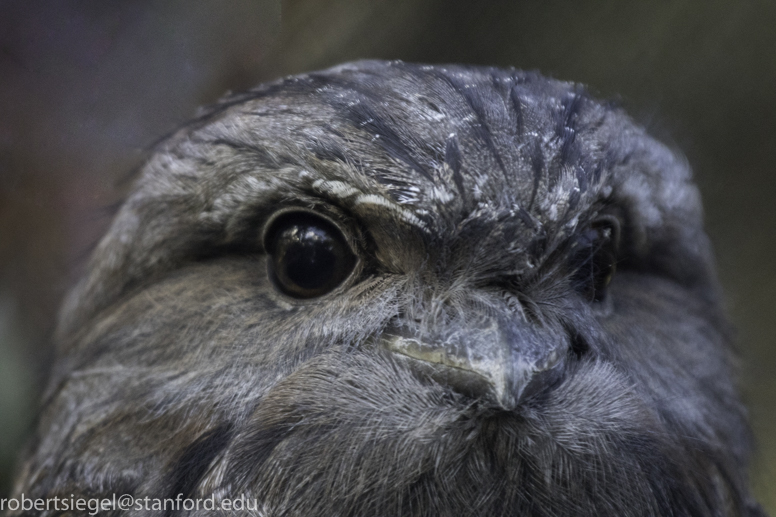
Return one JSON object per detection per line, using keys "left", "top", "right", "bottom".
{"left": 276, "top": 225, "right": 337, "bottom": 290}
{"left": 265, "top": 213, "right": 355, "bottom": 298}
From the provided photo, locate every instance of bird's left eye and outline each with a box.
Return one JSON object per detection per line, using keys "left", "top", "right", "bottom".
{"left": 569, "top": 217, "right": 620, "bottom": 303}
{"left": 263, "top": 211, "right": 357, "bottom": 299}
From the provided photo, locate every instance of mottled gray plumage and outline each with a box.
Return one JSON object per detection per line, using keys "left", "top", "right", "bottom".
{"left": 11, "top": 61, "right": 767, "bottom": 516}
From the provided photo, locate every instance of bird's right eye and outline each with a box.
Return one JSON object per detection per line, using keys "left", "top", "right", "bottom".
{"left": 263, "top": 211, "right": 357, "bottom": 299}
{"left": 569, "top": 217, "right": 620, "bottom": 303}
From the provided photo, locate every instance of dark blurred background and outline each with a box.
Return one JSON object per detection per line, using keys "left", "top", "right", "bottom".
{"left": 1, "top": 0, "right": 774, "bottom": 508}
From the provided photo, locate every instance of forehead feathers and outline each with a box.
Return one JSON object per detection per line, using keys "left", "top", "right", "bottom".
{"left": 209, "top": 62, "right": 616, "bottom": 231}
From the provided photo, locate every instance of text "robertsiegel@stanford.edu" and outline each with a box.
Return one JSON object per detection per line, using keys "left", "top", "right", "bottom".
{"left": 1, "top": 493, "right": 264, "bottom": 515}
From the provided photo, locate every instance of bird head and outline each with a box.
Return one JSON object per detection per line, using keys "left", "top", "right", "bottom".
{"left": 16, "top": 61, "right": 764, "bottom": 516}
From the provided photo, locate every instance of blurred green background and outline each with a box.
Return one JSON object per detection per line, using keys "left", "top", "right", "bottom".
{"left": 1, "top": 0, "right": 774, "bottom": 509}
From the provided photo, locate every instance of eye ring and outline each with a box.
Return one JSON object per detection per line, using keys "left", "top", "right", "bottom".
{"left": 262, "top": 208, "right": 359, "bottom": 299}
